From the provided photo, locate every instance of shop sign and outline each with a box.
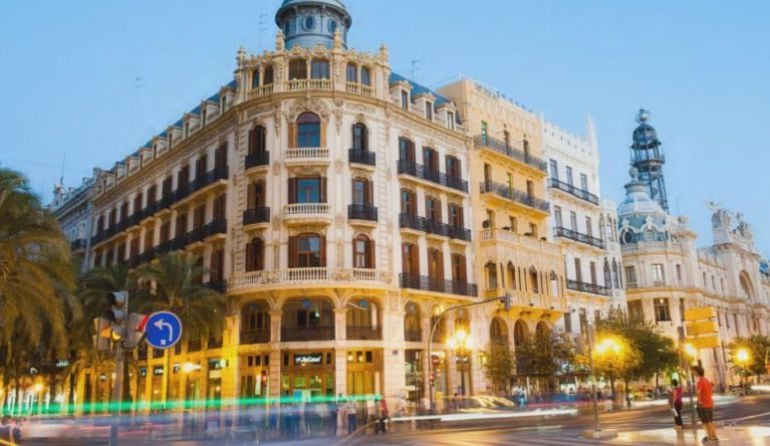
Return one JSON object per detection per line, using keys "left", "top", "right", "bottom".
{"left": 294, "top": 353, "right": 323, "bottom": 365}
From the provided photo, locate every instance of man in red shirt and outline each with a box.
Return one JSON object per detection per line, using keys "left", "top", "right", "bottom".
{"left": 693, "top": 365, "right": 718, "bottom": 443}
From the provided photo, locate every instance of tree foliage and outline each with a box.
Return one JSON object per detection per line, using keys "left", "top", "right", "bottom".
{"left": 516, "top": 329, "right": 579, "bottom": 377}
{"left": 483, "top": 342, "right": 514, "bottom": 394}
{"left": 729, "top": 335, "right": 770, "bottom": 377}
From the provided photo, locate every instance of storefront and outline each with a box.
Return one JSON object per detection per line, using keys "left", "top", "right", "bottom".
{"left": 345, "top": 349, "right": 382, "bottom": 396}
{"left": 239, "top": 352, "right": 271, "bottom": 400}
{"left": 281, "top": 350, "right": 335, "bottom": 401}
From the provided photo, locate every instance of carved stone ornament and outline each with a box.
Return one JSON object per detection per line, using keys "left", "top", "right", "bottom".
{"left": 335, "top": 109, "right": 344, "bottom": 133}
{"left": 271, "top": 216, "right": 282, "bottom": 231}
{"left": 272, "top": 162, "right": 282, "bottom": 175}
{"left": 335, "top": 213, "right": 345, "bottom": 226}
{"left": 288, "top": 97, "right": 330, "bottom": 120}
{"left": 335, "top": 159, "right": 344, "bottom": 173}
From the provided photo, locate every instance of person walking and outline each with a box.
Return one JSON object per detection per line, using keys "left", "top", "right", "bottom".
{"left": 669, "top": 379, "right": 684, "bottom": 428}
{"left": 693, "top": 366, "right": 719, "bottom": 443}
{"left": 0, "top": 416, "right": 12, "bottom": 445}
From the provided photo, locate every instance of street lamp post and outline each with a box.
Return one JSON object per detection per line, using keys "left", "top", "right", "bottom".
{"left": 448, "top": 330, "right": 472, "bottom": 400}
{"left": 683, "top": 342, "right": 698, "bottom": 428}
{"left": 586, "top": 325, "right": 600, "bottom": 433}
{"left": 735, "top": 348, "right": 750, "bottom": 395}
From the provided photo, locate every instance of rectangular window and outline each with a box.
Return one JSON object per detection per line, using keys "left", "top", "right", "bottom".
{"left": 566, "top": 166, "right": 573, "bottom": 186}
{"left": 563, "top": 313, "right": 572, "bottom": 333}
{"left": 529, "top": 223, "right": 538, "bottom": 238}
{"left": 628, "top": 300, "right": 643, "bottom": 321}
{"left": 295, "top": 178, "right": 321, "bottom": 203}
{"left": 446, "top": 111, "right": 455, "bottom": 130}
{"left": 580, "top": 173, "right": 588, "bottom": 192}
{"left": 481, "top": 121, "right": 488, "bottom": 144}
{"left": 574, "top": 258, "right": 582, "bottom": 282}
{"left": 401, "top": 90, "right": 409, "bottom": 109}
{"left": 554, "top": 206, "right": 562, "bottom": 227}
{"left": 589, "top": 261, "right": 597, "bottom": 285}
{"left": 346, "top": 64, "right": 358, "bottom": 83}
{"left": 425, "top": 101, "right": 433, "bottom": 121}
{"left": 652, "top": 263, "right": 665, "bottom": 283}
{"left": 311, "top": 60, "right": 330, "bottom": 79}
{"left": 653, "top": 298, "right": 671, "bottom": 322}
{"left": 676, "top": 264, "right": 682, "bottom": 282}
{"left": 570, "top": 211, "right": 577, "bottom": 232}
{"left": 289, "top": 60, "right": 307, "bottom": 80}
{"left": 550, "top": 159, "right": 558, "bottom": 180}
{"left": 585, "top": 216, "right": 593, "bottom": 238}
{"left": 508, "top": 216, "right": 517, "bottom": 233}
{"left": 625, "top": 266, "right": 637, "bottom": 286}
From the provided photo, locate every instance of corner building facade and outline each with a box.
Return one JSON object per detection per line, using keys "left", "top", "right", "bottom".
{"left": 81, "top": 0, "right": 480, "bottom": 411}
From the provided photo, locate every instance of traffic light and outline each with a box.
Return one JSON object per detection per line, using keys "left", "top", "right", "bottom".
{"left": 261, "top": 370, "right": 268, "bottom": 385}
{"left": 500, "top": 294, "right": 512, "bottom": 311}
{"left": 104, "top": 291, "right": 129, "bottom": 340}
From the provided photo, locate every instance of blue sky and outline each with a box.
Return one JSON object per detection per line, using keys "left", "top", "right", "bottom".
{"left": 1, "top": 0, "right": 768, "bottom": 254}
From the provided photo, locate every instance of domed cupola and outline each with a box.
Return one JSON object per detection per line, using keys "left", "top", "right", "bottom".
{"left": 628, "top": 108, "right": 669, "bottom": 212}
{"left": 276, "top": 0, "right": 352, "bottom": 50}
{"left": 617, "top": 167, "right": 670, "bottom": 245}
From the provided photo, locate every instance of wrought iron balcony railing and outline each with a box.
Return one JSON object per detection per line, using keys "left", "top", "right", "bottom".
{"left": 554, "top": 226, "right": 605, "bottom": 249}
{"left": 399, "top": 273, "right": 478, "bottom": 297}
{"left": 479, "top": 181, "right": 550, "bottom": 213}
{"left": 281, "top": 326, "right": 334, "bottom": 342}
{"left": 566, "top": 279, "right": 611, "bottom": 296}
{"left": 243, "top": 207, "right": 271, "bottom": 226}
{"left": 549, "top": 178, "right": 599, "bottom": 205}
{"left": 348, "top": 204, "right": 378, "bottom": 222}
{"left": 240, "top": 330, "right": 270, "bottom": 344}
{"left": 397, "top": 160, "right": 468, "bottom": 193}
{"left": 399, "top": 213, "right": 471, "bottom": 241}
{"left": 245, "top": 151, "right": 270, "bottom": 169}
{"left": 348, "top": 149, "right": 376, "bottom": 166}
{"left": 346, "top": 325, "right": 382, "bottom": 341}
{"left": 473, "top": 135, "right": 548, "bottom": 172}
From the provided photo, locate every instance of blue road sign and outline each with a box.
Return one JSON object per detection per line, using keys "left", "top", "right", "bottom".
{"left": 145, "top": 311, "right": 183, "bottom": 350}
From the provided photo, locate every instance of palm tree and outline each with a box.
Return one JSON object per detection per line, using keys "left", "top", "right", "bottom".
{"left": 0, "top": 168, "right": 76, "bottom": 413}
{"left": 137, "top": 251, "right": 230, "bottom": 407}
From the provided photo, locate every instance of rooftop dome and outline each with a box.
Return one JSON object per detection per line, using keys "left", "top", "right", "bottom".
{"left": 617, "top": 168, "right": 666, "bottom": 219}
{"left": 276, "top": 0, "right": 352, "bottom": 49}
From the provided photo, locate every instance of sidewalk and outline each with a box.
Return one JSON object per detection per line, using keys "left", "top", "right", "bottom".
{"left": 613, "top": 425, "right": 770, "bottom": 445}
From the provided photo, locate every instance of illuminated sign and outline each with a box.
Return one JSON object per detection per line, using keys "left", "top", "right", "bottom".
{"left": 153, "top": 366, "right": 164, "bottom": 376}
{"left": 294, "top": 353, "right": 323, "bottom": 365}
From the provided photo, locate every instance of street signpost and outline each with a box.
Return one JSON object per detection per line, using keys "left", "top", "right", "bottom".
{"left": 144, "top": 311, "right": 183, "bottom": 350}
{"left": 683, "top": 306, "right": 720, "bottom": 427}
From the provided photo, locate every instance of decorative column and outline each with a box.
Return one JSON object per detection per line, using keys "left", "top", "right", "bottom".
{"left": 334, "top": 308, "right": 348, "bottom": 398}
{"left": 269, "top": 310, "right": 283, "bottom": 400}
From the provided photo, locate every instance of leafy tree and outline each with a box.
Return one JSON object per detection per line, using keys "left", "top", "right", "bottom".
{"left": 730, "top": 335, "right": 770, "bottom": 378}
{"left": 591, "top": 332, "right": 641, "bottom": 400}
{"left": 483, "top": 342, "right": 514, "bottom": 395}
{"left": 516, "top": 330, "right": 579, "bottom": 377}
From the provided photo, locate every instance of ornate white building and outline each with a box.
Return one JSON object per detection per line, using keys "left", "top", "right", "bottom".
{"left": 542, "top": 118, "right": 626, "bottom": 336}
{"left": 618, "top": 111, "right": 770, "bottom": 388}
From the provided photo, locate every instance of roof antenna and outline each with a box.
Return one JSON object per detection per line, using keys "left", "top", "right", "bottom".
{"left": 60, "top": 151, "right": 66, "bottom": 186}
{"left": 258, "top": 12, "right": 269, "bottom": 52}
{"left": 411, "top": 59, "right": 422, "bottom": 80}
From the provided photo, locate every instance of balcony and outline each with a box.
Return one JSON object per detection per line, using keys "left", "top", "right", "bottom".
{"left": 348, "top": 204, "right": 378, "bottom": 223}
{"left": 566, "top": 279, "right": 611, "bottom": 297}
{"left": 399, "top": 273, "right": 478, "bottom": 298}
{"left": 399, "top": 213, "right": 471, "bottom": 242}
{"left": 404, "top": 329, "right": 422, "bottom": 343}
{"left": 286, "top": 78, "right": 332, "bottom": 92}
{"left": 549, "top": 178, "right": 599, "bottom": 205}
{"left": 479, "top": 181, "right": 550, "bottom": 213}
{"left": 191, "top": 166, "right": 229, "bottom": 194}
{"left": 285, "top": 147, "right": 329, "bottom": 165}
{"left": 348, "top": 149, "right": 376, "bottom": 167}
{"left": 397, "top": 160, "right": 468, "bottom": 193}
{"left": 345, "top": 82, "right": 374, "bottom": 97}
{"left": 554, "top": 226, "right": 605, "bottom": 249}
{"left": 346, "top": 325, "right": 382, "bottom": 341}
{"left": 243, "top": 207, "right": 271, "bottom": 227}
{"left": 473, "top": 135, "right": 548, "bottom": 173}
{"left": 245, "top": 152, "right": 270, "bottom": 170}
{"left": 283, "top": 203, "right": 331, "bottom": 225}
{"left": 281, "top": 326, "right": 334, "bottom": 342}
{"left": 228, "top": 268, "right": 388, "bottom": 292}
{"left": 70, "top": 238, "right": 87, "bottom": 251}
{"left": 248, "top": 84, "right": 274, "bottom": 98}
{"left": 205, "top": 280, "right": 227, "bottom": 293}
{"left": 240, "top": 330, "right": 270, "bottom": 344}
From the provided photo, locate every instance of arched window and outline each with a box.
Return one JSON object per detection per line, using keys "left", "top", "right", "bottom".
{"left": 288, "top": 233, "right": 325, "bottom": 268}
{"left": 529, "top": 267, "right": 540, "bottom": 294}
{"left": 240, "top": 301, "right": 270, "bottom": 344}
{"left": 490, "top": 318, "right": 508, "bottom": 345}
{"left": 296, "top": 112, "right": 321, "bottom": 148}
{"left": 282, "top": 298, "right": 335, "bottom": 341}
{"left": 507, "top": 262, "right": 516, "bottom": 290}
{"left": 353, "top": 234, "right": 374, "bottom": 269}
{"left": 289, "top": 59, "right": 307, "bottom": 80}
{"left": 604, "top": 260, "right": 611, "bottom": 288}
{"left": 513, "top": 320, "right": 529, "bottom": 347}
{"left": 347, "top": 299, "right": 380, "bottom": 340}
{"left": 263, "top": 65, "right": 274, "bottom": 85}
{"left": 612, "top": 259, "right": 620, "bottom": 288}
{"left": 550, "top": 271, "right": 559, "bottom": 296}
{"left": 311, "top": 58, "right": 330, "bottom": 79}
{"left": 361, "top": 66, "right": 371, "bottom": 86}
{"left": 245, "top": 237, "right": 265, "bottom": 272}
{"left": 536, "top": 321, "right": 550, "bottom": 339}
{"left": 346, "top": 63, "right": 358, "bottom": 83}
{"left": 352, "top": 123, "right": 368, "bottom": 151}
{"left": 404, "top": 302, "right": 421, "bottom": 342}
{"left": 248, "top": 125, "right": 267, "bottom": 156}
{"left": 252, "top": 70, "right": 260, "bottom": 89}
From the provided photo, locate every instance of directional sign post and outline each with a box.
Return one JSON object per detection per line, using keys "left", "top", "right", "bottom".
{"left": 145, "top": 311, "right": 183, "bottom": 350}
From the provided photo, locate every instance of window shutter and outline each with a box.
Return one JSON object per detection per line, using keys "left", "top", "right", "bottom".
{"left": 401, "top": 244, "right": 408, "bottom": 275}
{"left": 320, "top": 120, "right": 326, "bottom": 147}
{"left": 319, "top": 235, "right": 327, "bottom": 267}
{"left": 320, "top": 177, "right": 327, "bottom": 203}
{"left": 288, "top": 236, "right": 298, "bottom": 268}
{"left": 367, "top": 239, "right": 375, "bottom": 269}
{"left": 248, "top": 128, "right": 256, "bottom": 156}
{"left": 247, "top": 183, "right": 256, "bottom": 209}
{"left": 288, "top": 122, "right": 296, "bottom": 148}
{"left": 458, "top": 206, "right": 464, "bottom": 227}
{"left": 365, "top": 180, "right": 373, "bottom": 205}
{"left": 288, "top": 178, "right": 297, "bottom": 204}
{"left": 437, "top": 250, "right": 444, "bottom": 280}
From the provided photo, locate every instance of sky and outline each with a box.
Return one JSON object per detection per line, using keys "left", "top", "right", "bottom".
{"left": 1, "top": 0, "right": 769, "bottom": 255}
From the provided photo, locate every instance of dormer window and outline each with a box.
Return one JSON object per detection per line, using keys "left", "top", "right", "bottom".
{"left": 425, "top": 101, "right": 433, "bottom": 121}
{"left": 168, "top": 132, "right": 174, "bottom": 148}
{"left": 361, "top": 67, "right": 371, "bottom": 86}
{"left": 202, "top": 109, "right": 208, "bottom": 127}
{"left": 311, "top": 59, "right": 330, "bottom": 79}
{"left": 447, "top": 111, "right": 455, "bottom": 130}
{"left": 184, "top": 122, "right": 190, "bottom": 138}
{"left": 401, "top": 90, "right": 409, "bottom": 110}
{"left": 220, "top": 95, "right": 227, "bottom": 112}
